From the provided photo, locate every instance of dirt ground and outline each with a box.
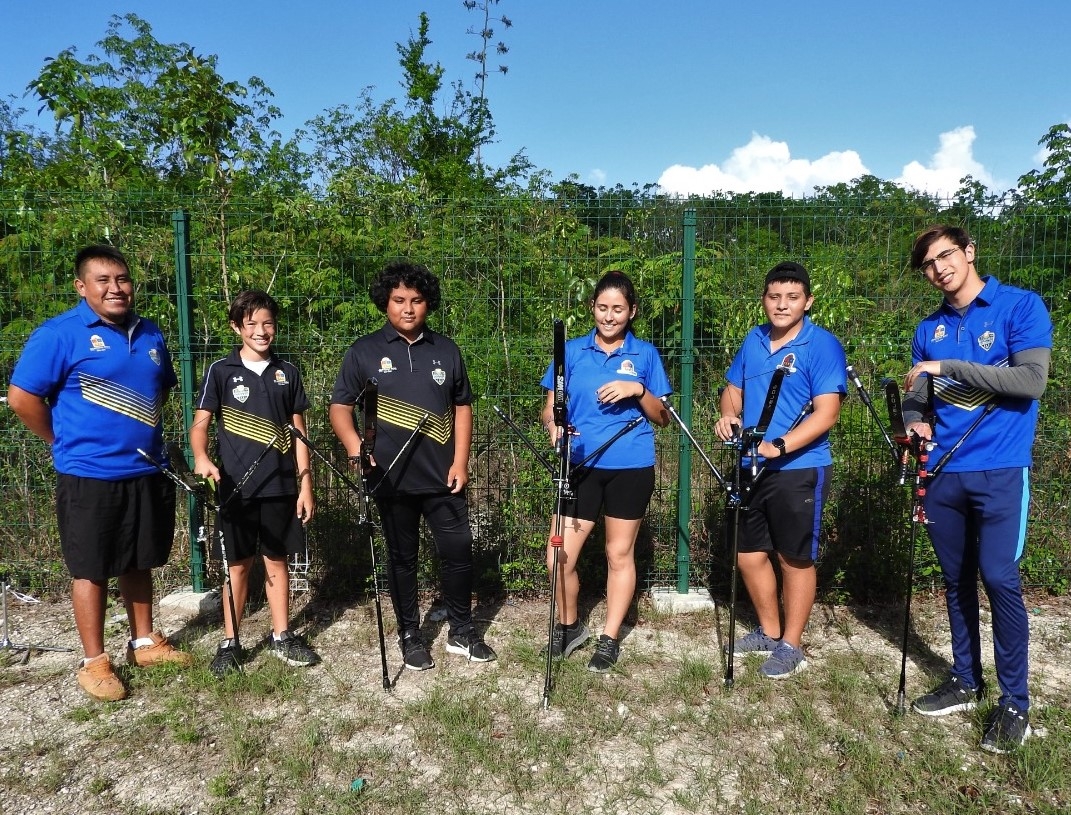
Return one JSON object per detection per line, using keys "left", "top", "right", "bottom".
{"left": 1, "top": 585, "right": 1069, "bottom": 815}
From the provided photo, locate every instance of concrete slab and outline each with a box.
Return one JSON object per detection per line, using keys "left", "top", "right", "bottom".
{"left": 159, "top": 587, "right": 220, "bottom": 621}
{"left": 649, "top": 586, "right": 716, "bottom": 614}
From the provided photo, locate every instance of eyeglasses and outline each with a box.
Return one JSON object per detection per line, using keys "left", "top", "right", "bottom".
{"left": 918, "top": 246, "right": 962, "bottom": 275}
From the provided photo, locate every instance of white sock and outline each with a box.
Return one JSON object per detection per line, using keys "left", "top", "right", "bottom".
{"left": 130, "top": 636, "right": 155, "bottom": 649}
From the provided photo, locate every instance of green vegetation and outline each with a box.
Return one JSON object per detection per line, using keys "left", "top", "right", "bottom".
{"left": 1, "top": 10, "right": 1069, "bottom": 602}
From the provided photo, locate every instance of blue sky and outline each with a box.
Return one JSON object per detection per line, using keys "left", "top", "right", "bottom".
{"left": 2, "top": 1, "right": 1068, "bottom": 197}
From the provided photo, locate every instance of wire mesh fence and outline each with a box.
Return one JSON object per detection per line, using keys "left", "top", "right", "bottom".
{"left": 1, "top": 191, "right": 1068, "bottom": 605}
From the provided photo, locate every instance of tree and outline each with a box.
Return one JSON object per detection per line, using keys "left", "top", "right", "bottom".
{"left": 305, "top": 10, "right": 530, "bottom": 199}
{"left": 1016, "top": 123, "right": 1071, "bottom": 207}
{"left": 26, "top": 14, "right": 286, "bottom": 199}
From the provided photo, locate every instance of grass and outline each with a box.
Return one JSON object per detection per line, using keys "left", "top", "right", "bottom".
{"left": 0, "top": 596, "right": 1069, "bottom": 814}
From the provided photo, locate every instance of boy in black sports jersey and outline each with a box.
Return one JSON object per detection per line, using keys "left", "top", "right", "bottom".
{"left": 330, "top": 261, "right": 496, "bottom": 670}
{"left": 191, "top": 290, "right": 319, "bottom": 676}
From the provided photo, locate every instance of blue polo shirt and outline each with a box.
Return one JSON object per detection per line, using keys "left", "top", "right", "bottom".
{"left": 912, "top": 276, "right": 1052, "bottom": 471}
{"left": 726, "top": 316, "right": 846, "bottom": 471}
{"left": 540, "top": 329, "right": 672, "bottom": 469}
{"left": 10, "top": 299, "right": 177, "bottom": 479}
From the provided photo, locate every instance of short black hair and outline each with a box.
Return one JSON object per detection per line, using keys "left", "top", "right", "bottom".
{"left": 74, "top": 245, "right": 129, "bottom": 279}
{"left": 228, "top": 290, "right": 279, "bottom": 325}
{"left": 369, "top": 261, "right": 442, "bottom": 312}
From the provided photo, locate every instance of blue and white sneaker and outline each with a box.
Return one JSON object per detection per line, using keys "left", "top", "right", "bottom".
{"left": 725, "top": 626, "right": 781, "bottom": 656}
{"left": 760, "top": 641, "right": 808, "bottom": 679}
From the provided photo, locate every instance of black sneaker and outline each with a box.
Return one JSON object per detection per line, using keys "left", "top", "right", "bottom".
{"left": 542, "top": 622, "right": 590, "bottom": 659}
{"left": 587, "top": 635, "right": 620, "bottom": 673}
{"left": 981, "top": 702, "right": 1031, "bottom": 754}
{"left": 399, "top": 630, "right": 435, "bottom": 671}
{"left": 210, "top": 639, "right": 242, "bottom": 678}
{"left": 269, "top": 630, "right": 321, "bottom": 667}
{"left": 912, "top": 675, "right": 984, "bottom": 717}
{"left": 445, "top": 629, "right": 497, "bottom": 662}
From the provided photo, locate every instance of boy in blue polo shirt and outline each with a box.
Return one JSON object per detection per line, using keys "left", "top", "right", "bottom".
{"left": 191, "top": 290, "right": 319, "bottom": 677}
{"left": 8, "top": 244, "right": 191, "bottom": 702}
{"left": 903, "top": 225, "right": 1051, "bottom": 754}
{"left": 714, "top": 262, "right": 846, "bottom": 679}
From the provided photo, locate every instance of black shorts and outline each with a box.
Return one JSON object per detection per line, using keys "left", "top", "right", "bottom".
{"left": 560, "top": 466, "right": 655, "bottom": 522}
{"left": 738, "top": 466, "right": 831, "bottom": 563}
{"left": 56, "top": 473, "right": 176, "bottom": 581}
{"left": 216, "top": 495, "right": 306, "bottom": 561}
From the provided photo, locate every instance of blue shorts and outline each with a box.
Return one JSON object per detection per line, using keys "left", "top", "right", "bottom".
{"left": 560, "top": 466, "right": 655, "bottom": 522}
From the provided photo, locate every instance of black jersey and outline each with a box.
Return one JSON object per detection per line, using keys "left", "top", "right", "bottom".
{"left": 195, "top": 349, "right": 310, "bottom": 499}
{"left": 331, "top": 324, "right": 472, "bottom": 495}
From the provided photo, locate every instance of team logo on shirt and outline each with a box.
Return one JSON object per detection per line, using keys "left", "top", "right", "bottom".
{"left": 232, "top": 384, "right": 250, "bottom": 403}
{"left": 778, "top": 353, "right": 797, "bottom": 374}
{"left": 274, "top": 369, "right": 288, "bottom": 385}
{"left": 89, "top": 334, "right": 108, "bottom": 352}
{"left": 378, "top": 357, "right": 396, "bottom": 373}
{"left": 932, "top": 324, "right": 947, "bottom": 343}
{"left": 616, "top": 360, "right": 638, "bottom": 377}
{"left": 148, "top": 349, "right": 161, "bottom": 366}
{"left": 432, "top": 367, "right": 446, "bottom": 385}
{"left": 977, "top": 331, "right": 995, "bottom": 352}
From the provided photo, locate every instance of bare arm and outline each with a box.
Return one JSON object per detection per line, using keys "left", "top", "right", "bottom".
{"left": 329, "top": 402, "right": 362, "bottom": 463}
{"left": 7, "top": 385, "right": 54, "bottom": 444}
{"left": 593, "top": 379, "right": 670, "bottom": 427}
{"left": 756, "top": 391, "right": 843, "bottom": 459}
{"left": 448, "top": 404, "right": 472, "bottom": 493}
{"left": 189, "top": 408, "right": 221, "bottom": 482}
{"left": 291, "top": 412, "right": 315, "bottom": 522}
{"left": 714, "top": 383, "right": 744, "bottom": 441}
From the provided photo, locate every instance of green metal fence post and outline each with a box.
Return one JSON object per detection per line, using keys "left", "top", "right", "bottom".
{"left": 172, "top": 210, "right": 203, "bottom": 591}
{"left": 675, "top": 209, "right": 697, "bottom": 593}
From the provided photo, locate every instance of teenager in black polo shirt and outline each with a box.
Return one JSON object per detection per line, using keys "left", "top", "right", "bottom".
{"left": 191, "top": 290, "right": 320, "bottom": 676}
{"left": 330, "top": 261, "right": 496, "bottom": 670}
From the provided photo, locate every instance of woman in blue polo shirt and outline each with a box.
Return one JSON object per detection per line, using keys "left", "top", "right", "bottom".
{"left": 539, "top": 271, "right": 672, "bottom": 672}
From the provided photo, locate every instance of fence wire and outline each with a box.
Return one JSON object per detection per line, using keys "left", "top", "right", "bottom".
{"left": 1, "top": 192, "right": 1068, "bottom": 606}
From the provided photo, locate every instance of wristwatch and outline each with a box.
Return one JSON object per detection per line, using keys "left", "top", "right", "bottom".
{"left": 771, "top": 437, "right": 787, "bottom": 456}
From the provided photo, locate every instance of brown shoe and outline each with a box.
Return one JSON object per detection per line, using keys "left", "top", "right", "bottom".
{"left": 126, "top": 631, "right": 193, "bottom": 668}
{"left": 77, "top": 654, "right": 128, "bottom": 701}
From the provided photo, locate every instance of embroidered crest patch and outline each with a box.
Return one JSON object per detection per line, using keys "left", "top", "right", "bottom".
{"left": 977, "top": 331, "right": 995, "bottom": 352}
{"left": 432, "top": 367, "right": 446, "bottom": 385}
{"left": 232, "top": 385, "right": 250, "bottom": 404}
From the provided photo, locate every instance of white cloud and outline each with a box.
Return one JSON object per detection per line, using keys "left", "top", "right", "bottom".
{"left": 587, "top": 168, "right": 607, "bottom": 186}
{"left": 895, "top": 125, "right": 995, "bottom": 196}
{"left": 657, "top": 133, "right": 868, "bottom": 197}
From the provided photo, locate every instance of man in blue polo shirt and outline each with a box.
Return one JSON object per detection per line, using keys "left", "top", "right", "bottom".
{"left": 903, "top": 225, "right": 1052, "bottom": 754}
{"left": 330, "top": 261, "right": 495, "bottom": 672}
{"left": 714, "top": 261, "right": 846, "bottom": 680}
{"left": 8, "top": 244, "right": 191, "bottom": 702}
